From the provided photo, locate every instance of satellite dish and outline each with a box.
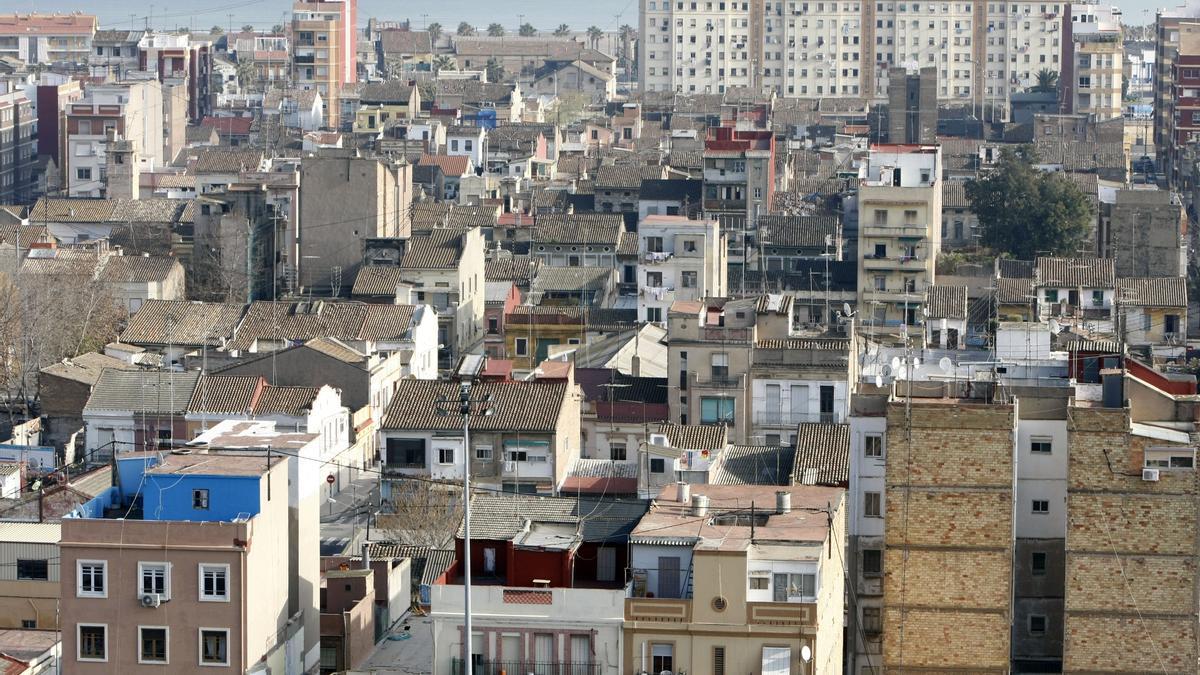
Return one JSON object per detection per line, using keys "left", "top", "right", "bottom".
{"left": 875, "top": 374, "right": 883, "bottom": 387}
{"left": 801, "top": 645, "right": 813, "bottom": 663}
{"left": 843, "top": 302, "right": 853, "bottom": 317}
{"left": 890, "top": 356, "right": 901, "bottom": 372}
{"left": 939, "top": 356, "right": 953, "bottom": 373}
{"left": 1048, "top": 318, "right": 1060, "bottom": 333}
{"left": 912, "top": 358, "right": 920, "bottom": 368}
{"left": 881, "top": 364, "right": 893, "bottom": 377}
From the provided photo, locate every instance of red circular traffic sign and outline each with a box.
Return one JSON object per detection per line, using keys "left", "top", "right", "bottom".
{"left": 326, "top": 474, "right": 336, "bottom": 484}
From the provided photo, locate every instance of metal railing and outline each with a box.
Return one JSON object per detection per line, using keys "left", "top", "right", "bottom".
{"left": 451, "top": 658, "right": 601, "bottom": 675}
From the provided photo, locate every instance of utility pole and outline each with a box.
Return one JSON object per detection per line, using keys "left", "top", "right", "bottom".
{"left": 436, "top": 372, "right": 492, "bottom": 672}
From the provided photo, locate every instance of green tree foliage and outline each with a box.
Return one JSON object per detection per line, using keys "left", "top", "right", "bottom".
{"left": 553, "top": 24, "right": 571, "bottom": 37}
{"left": 519, "top": 23, "right": 537, "bottom": 37}
{"left": 457, "top": 22, "right": 476, "bottom": 36}
{"left": 1031, "top": 69, "right": 1059, "bottom": 93}
{"left": 486, "top": 23, "right": 505, "bottom": 37}
{"left": 964, "top": 148, "right": 1093, "bottom": 260}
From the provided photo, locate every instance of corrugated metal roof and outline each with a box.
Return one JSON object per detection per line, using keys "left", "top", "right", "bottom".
{"left": 0, "top": 522, "right": 60, "bottom": 544}
{"left": 791, "top": 422, "right": 849, "bottom": 486}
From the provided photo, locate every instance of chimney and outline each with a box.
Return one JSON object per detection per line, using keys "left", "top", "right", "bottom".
{"left": 775, "top": 490, "right": 791, "bottom": 515}
{"left": 1101, "top": 368, "right": 1124, "bottom": 409}
{"left": 675, "top": 481, "right": 690, "bottom": 504}
{"left": 361, "top": 542, "right": 371, "bottom": 571}
{"left": 690, "top": 493, "right": 709, "bottom": 518}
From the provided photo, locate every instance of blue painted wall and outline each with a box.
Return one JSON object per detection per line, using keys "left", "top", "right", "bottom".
{"left": 142, "top": 473, "right": 262, "bottom": 522}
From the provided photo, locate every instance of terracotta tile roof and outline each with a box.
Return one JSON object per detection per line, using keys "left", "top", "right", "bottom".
{"left": 756, "top": 337, "right": 849, "bottom": 351}
{"left": 942, "top": 181, "right": 970, "bottom": 208}
{"left": 351, "top": 265, "right": 404, "bottom": 296}
{"left": 486, "top": 257, "right": 535, "bottom": 283}
{"left": 359, "top": 80, "right": 416, "bottom": 105}
{"left": 192, "top": 148, "right": 265, "bottom": 174}
{"left": 121, "top": 299, "right": 247, "bottom": 346}
{"left": 410, "top": 202, "right": 454, "bottom": 229}
{"left": 1036, "top": 257, "right": 1115, "bottom": 288}
{"left": 791, "top": 422, "right": 849, "bottom": 486}
{"left": 96, "top": 255, "right": 181, "bottom": 283}
{"left": 925, "top": 285, "right": 968, "bottom": 320}
{"left": 382, "top": 379, "right": 568, "bottom": 432}
{"left": 594, "top": 164, "right": 665, "bottom": 190}
{"left": 711, "top": 445, "right": 796, "bottom": 485}
{"left": 28, "top": 198, "right": 118, "bottom": 223}
{"left": 200, "top": 116, "right": 254, "bottom": 136}
{"left": 453, "top": 36, "right": 587, "bottom": 59}
{"left": 445, "top": 209, "right": 496, "bottom": 230}
{"left": 460, "top": 493, "right": 647, "bottom": 542}
{"left": 0, "top": 224, "right": 49, "bottom": 249}
{"left": 757, "top": 214, "right": 839, "bottom": 248}
{"left": 418, "top": 153, "right": 471, "bottom": 176}
{"left": 359, "top": 304, "right": 418, "bottom": 341}
{"left": 254, "top": 385, "right": 320, "bottom": 416}
{"left": 226, "top": 300, "right": 415, "bottom": 351}
{"left": 303, "top": 337, "right": 367, "bottom": 363}
{"left": 533, "top": 266, "right": 611, "bottom": 292}
{"left": 505, "top": 306, "right": 638, "bottom": 332}
{"left": 996, "top": 277, "right": 1035, "bottom": 304}
{"left": 40, "top": 352, "right": 134, "bottom": 384}
{"left": 401, "top": 229, "right": 465, "bottom": 269}
{"left": 380, "top": 29, "right": 431, "bottom": 54}
{"left": 362, "top": 545, "right": 454, "bottom": 586}
{"left": 534, "top": 213, "right": 623, "bottom": 245}
{"left": 998, "top": 258, "right": 1036, "bottom": 279}
{"left": 0, "top": 13, "right": 96, "bottom": 36}
{"left": 656, "top": 422, "right": 728, "bottom": 450}
{"left": 616, "top": 231, "right": 638, "bottom": 256}
{"left": 83, "top": 370, "right": 201, "bottom": 414}
{"left": 188, "top": 374, "right": 261, "bottom": 414}
{"left": 1117, "top": 276, "right": 1187, "bottom": 308}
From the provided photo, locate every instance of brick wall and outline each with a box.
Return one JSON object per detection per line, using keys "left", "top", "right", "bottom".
{"left": 882, "top": 400, "right": 1015, "bottom": 672}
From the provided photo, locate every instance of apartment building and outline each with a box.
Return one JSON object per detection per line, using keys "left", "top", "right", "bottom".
{"left": 1152, "top": 12, "right": 1196, "bottom": 186}
{"left": 882, "top": 394, "right": 1015, "bottom": 672}
{"left": 0, "top": 90, "right": 36, "bottom": 203}
{"left": 856, "top": 144, "right": 942, "bottom": 331}
{"left": 638, "top": 215, "right": 727, "bottom": 324}
{"left": 846, "top": 389, "right": 887, "bottom": 675}
{"left": 59, "top": 451, "right": 311, "bottom": 673}
{"left": 137, "top": 32, "right": 214, "bottom": 122}
{"left": 1100, "top": 189, "right": 1187, "bottom": 278}
{"left": 749, "top": 336, "right": 853, "bottom": 445}
{"left": 701, "top": 123, "right": 775, "bottom": 249}
{"left": 291, "top": 0, "right": 358, "bottom": 129}
{"left": 65, "top": 81, "right": 165, "bottom": 197}
{"left": 1062, "top": 3, "right": 1122, "bottom": 120}
{"left": 0, "top": 522, "right": 60, "bottom": 630}
{"left": 0, "top": 13, "right": 96, "bottom": 65}
{"left": 624, "top": 484, "right": 846, "bottom": 675}
{"left": 639, "top": 0, "right": 1066, "bottom": 115}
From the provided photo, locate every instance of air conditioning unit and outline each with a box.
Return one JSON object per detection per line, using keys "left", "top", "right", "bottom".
{"left": 649, "top": 433, "right": 670, "bottom": 447}
{"left": 140, "top": 593, "right": 163, "bottom": 608}
{"left": 1142, "top": 467, "right": 1160, "bottom": 481}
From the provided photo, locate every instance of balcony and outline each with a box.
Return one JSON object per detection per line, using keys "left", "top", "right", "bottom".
{"left": 861, "top": 223, "right": 929, "bottom": 238}
{"left": 862, "top": 255, "right": 926, "bottom": 270}
{"left": 625, "top": 597, "right": 692, "bottom": 623}
{"left": 699, "top": 326, "right": 753, "bottom": 343}
{"left": 691, "top": 372, "right": 746, "bottom": 388}
{"left": 747, "top": 601, "right": 817, "bottom": 627}
{"left": 452, "top": 658, "right": 601, "bottom": 675}
{"left": 753, "top": 410, "right": 842, "bottom": 427}
{"left": 861, "top": 286, "right": 928, "bottom": 303}
{"left": 642, "top": 251, "right": 674, "bottom": 264}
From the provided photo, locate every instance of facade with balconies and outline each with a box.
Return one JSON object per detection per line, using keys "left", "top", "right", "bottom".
{"left": 749, "top": 337, "right": 854, "bottom": 446}
{"left": 638, "top": 215, "right": 727, "bottom": 324}
{"left": 624, "top": 484, "right": 847, "bottom": 675}
{"left": 856, "top": 145, "right": 942, "bottom": 334}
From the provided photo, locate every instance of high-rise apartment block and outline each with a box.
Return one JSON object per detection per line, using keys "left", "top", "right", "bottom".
{"left": 0, "top": 91, "right": 37, "bottom": 203}
{"left": 292, "top": 0, "right": 357, "bottom": 130}
{"left": 64, "top": 81, "right": 165, "bottom": 197}
{"left": 640, "top": 0, "right": 1068, "bottom": 116}
{"left": 1062, "top": 3, "right": 1123, "bottom": 120}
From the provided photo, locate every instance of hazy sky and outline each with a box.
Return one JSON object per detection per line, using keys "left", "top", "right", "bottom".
{"left": 15, "top": 0, "right": 1195, "bottom": 33}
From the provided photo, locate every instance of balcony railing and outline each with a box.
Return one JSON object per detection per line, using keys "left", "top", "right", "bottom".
{"left": 754, "top": 410, "right": 842, "bottom": 426}
{"left": 452, "top": 659, "right": 600, "bottom": 675}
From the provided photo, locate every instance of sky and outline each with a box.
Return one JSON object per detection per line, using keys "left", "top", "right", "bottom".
{"left": 13, "top": 0, "right": 1196, "bottom": 33}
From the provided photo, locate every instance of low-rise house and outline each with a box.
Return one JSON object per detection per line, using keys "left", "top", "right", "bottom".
{"left": 0, "top": 522, "right": 60, "bottom": 629}
{"left": 1117, "top": 276, "right": 1187, "bottom": 348}
{"left": 941, "top": 181, "right": 979, "bottom": 249}
{"left": 38, "top": 352, "right": 136, "bottom": 453}
{"left": 504, "top": 307, "right": 639, "bottom": 370}
{"left": 377, "top": 29, "right": 433, "bottom": 74}
{"left": 378, "top": 378, "right": 580, "bottom": 496}
{"left": 577, "top": 368, "right": 669, "bottom": 469}
{"left": 749, "top": 336, "right": 853, "bottom": 446}
{"left": 1034, "top": 257, "right": 1116, "bottom": 332}
{"left": 924, "top": 285, "right": 969, "bottom": 349}
{"left": 531, "top": 266, "right": 618, "bottom": 307}
{"left": 594, "top": 164, "right": 666, "bottom": 213}
{"left": 320, "top": 564, "right": 377, "bottom": 672}
{"left": 638, "top": 179, "right": 703, "bottom": 220}
{"left": 354, "top": 81, "right": 421, "bottom": 135}
{"left": 528, "top": 59, "right": 616, "bottom": 103}
{"left": 624, "top": 484, "right": 847, "bottom": 675}
{"left": 637, "top": 215, "right": 726, "bottom": 324}
{"left": 532, "top": 213, "right": 625, "bottom": 269}
{"left": 484, "top": 280, "right": 523, "bottom": 359}
{"left": 429, "top": 493, "right": 647, "bottom": 675}
{"left": 117, "top": 299, "right": 248, "bottom": 367}
{"left": 417, "top": 154, "right": 473, "bottom": 201}
{"left": 81, "top": 370, "right": 200, "bottom": 458}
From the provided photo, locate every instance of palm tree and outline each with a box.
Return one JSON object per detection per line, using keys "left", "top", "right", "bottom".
{"left": 586, "top": 26, "right": 604, "bottom": 50}
{"left": 618, "top": 24, "right": 636, "bottom": 68}
{"left": 487, "top": 23, "right": 505, "bottom": 37}
{"left": 210, "top": 25, "right": 224, "bottom": 35}
{"left": 271, "top": 24, "right": 284, "bottom": 34}
{"left": 433, "top": 54, "right": 456, "bottom": 74}
{"left": 241, "top": 24, "right": 255, "bottom": 32}
{"left": 485, "top": 57, "right": 505, "bottom": 83}
{"left": 1032, "top": 69, "right": 1059, "bottom": 93}
{"left": 235, "top": 58, "right": 255, "bottom": 89}
{"left": 428, "top": 22, "right": 442, "bottom": 46}
{"left": 553, "top": 24, "right": 571, "bottom": 37}
{"left": 457, "top": 22, "right": 476, "bottom": 37}
{"left": 519, "top": 23, "right": 537, "bottom": 37}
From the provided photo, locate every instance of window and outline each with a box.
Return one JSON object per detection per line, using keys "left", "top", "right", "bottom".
{"left": 1028, "top": 615, "right": 1047, "bottom": 635}
{"left": 1031, "top": 551, "right": 1047, "bottom": 576}
{"left": 1029, "top": 437, "right": 1052, "bottom": 454}
{"left": 138, "top": 562, "right": 171, "bottom": 600}
{"left": 710, "top": 353, "right": 729, "bottom": 380}
{"left": 139, "top": 626, "right": 168, "bottom": 664}
{"left": 651, "top": 644, "right": 673, "bottom": 674}
{"left": 17, "top": 559, "right": 48, "bottom": 580}
{"left": 864, "top": 434, "right": 883, "bottom": 457}
{"left": 700, "top": 397, "right": 735, "bottom": 424}
{"left": 862, "top": 549, "right": 882, "bottom": 577}
{"left": 684, "top": 240, "right": 697, "bottom": 253}
{"left": 713, "top": 646, "right": 726, "bottom": 675}
{"left": 1091, "top": 289, "right": 1104, "bottom": 307}
{"left": 646, "top": 271, "right": 663, "bottom": 287}
{"left": 438, "top": 447, "right": 455, "bottom": 464}
{"left": 904, "top": 209, "right": 918, "bottom": 224}
{"left": 650, "top": 457, "right": 666, "bottom": 473}
{"left": 873, "top": 209, "right": 888, "bottom": 225}
{"left": 77, "top": 561, "right": 106, "bottom": 598}
{"left": 647, "top": 307, "right": 663, "bottom": 323}
{"left": 20, "top": 619, "right": 35, "bottom": 628}
{"left": 487, "top": 317, "right": 499, "bottom": 334}
{"left": 864, "top": 491, "right": 882, "bottom": 518}
{"left": 681, "top": 271, "right": 698, "bottom": 288}
{"left": 192, "top": 489, "right": 210, "bottom": 510}
{"left": 1144, "top": 447, "right": 1196, "bottom": 469}
{"left": 1031, "top": 499, "right": 1049, "bottom": 514}
{"left": 199, "top": 628, "right": 229, "bottom": 666}
{"left": 748, "top": 572, "right": 769, "bottom": 589}
{"left": 646, "top": 236, "right": 664, "bottom": 252}
{"left": 199, "top": 564, "right": 229, "bottom": 602}
{"left": 78, "top": 624, "right": 107, "bottom": 662}
{"left": 610, "top": 443, "right": 627, "bottom": 461}
{"left": 786, "top": 573, "right": 816, "bottom": 599}
{"left": 76, "top": 168, "right": 92, "bottom": 180}
{"left": 1044, "top": 289, "right": 1059, "bottom": 303}
{"left": 862, "top": 606, "right": 882, "bottom": 633}
{"left": 475, "top": 446, "right": 493, "bottom": 462}
{"left": 385, "top": 438, "right": 425, "bottom": 468}
{"left": 515, "top": 337, "right": 529, "bottom": 356}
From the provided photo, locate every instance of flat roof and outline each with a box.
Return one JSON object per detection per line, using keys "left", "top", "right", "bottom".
{"left": 145, "top": 452, "right": 284, "bottom": 477}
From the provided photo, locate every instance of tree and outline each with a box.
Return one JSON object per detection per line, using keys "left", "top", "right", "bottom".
{"left": 209, "top": 25, "right": 224, "bottom": 35}
{"left": 271, "top": 24, "right": 285, "bottom": 34}
{"left": 618, "top": 24, "right": 636, "bottom": 69}
{"left": 241, "top": 24, "right": 255, "bottom": 32}
{"left": 485, "top": 57, "right": 504, "bottom": 83}
{"left": 375, "top": 479, "right": 464, "bottom": 549}
{"left": 1031, "top": 69, "right": 1059, "bottom": 93}
{"left": 457, "top": 22, "right": 476, "bottom": 36}
{"left": 433, "top": 54, "right": 456, "bottom": 74}
{"left": 487, "top": 23, "right": 505, "bottom": 37}
{"left": 235, "top": 58, "right": 256, "bottom": 90}
{"left": 964, "top": 148, "right": 1093, "bottom": 260}
{"left": 428, "top": 22, "right": 442, "bottom": 45}
{"left": 586, "top": 25, "right": 604, "bottom": 50}
{"left": 519, "top": 23, "right": 537, "bottom": 37}
{"left": 553, "top": 24, "right": 571, "bottom": 37}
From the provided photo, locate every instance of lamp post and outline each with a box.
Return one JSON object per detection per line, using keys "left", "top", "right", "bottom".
{"left": 437, "top": 377, "right": 492, "bottom": 673}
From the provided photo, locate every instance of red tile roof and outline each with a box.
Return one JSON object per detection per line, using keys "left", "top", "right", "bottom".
{"left": 0, "top": 13, "right": 96, "bottom": 36}
{"left": 418, "top": 153, "right": 471, "bottom": 176}
{"left": 201, "top": 116, "right": 254, "bottom": 136}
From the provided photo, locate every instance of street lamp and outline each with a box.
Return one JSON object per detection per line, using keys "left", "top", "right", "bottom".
{"left": 436, "top": 363, "right": 492, "bottom": 673}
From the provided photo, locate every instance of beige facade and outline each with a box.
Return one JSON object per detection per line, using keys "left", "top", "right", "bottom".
{"left": 857, "top": 145, "right": 942, "bottom": 332}
{"left": 0, "top": 523, "right": 60, "bottom": 630}
{"left": 292, "top": 0, "right": 355, "bottom": 129}
{"left": 882, "top": 398, "right": 1015, "bottom": 673}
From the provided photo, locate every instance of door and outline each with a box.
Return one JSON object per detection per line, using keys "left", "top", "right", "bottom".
{"left": 534, "top": 633, "right": 554, "bottom": 675}
{"left": 773, "top": 573, "right": 788, "bottom": 602}
{"left": 597, "top": 547, "right": 616, "bottom": 582}
{"left": 765, "top": 384, "right": 781, "bottom": 425}
{"left": 658, "top": 556, "right": 680, "bottom": 598}
{"left": 501, "top": 634, "right": 520, "bottom": 665}
{"left": 819, "top": 385, "right": 835, "bottom": 423}
{"left": 761, "top": 647, "right": 791, "bottom": 675}
{"left": 483, "top": 547, "right": 496, "bottom": 575}
{"left": 790, "top": 385, "right": 808, "bottom": 425}
{"left": 570, "top": 635, "right": 591, "bottom": 675}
